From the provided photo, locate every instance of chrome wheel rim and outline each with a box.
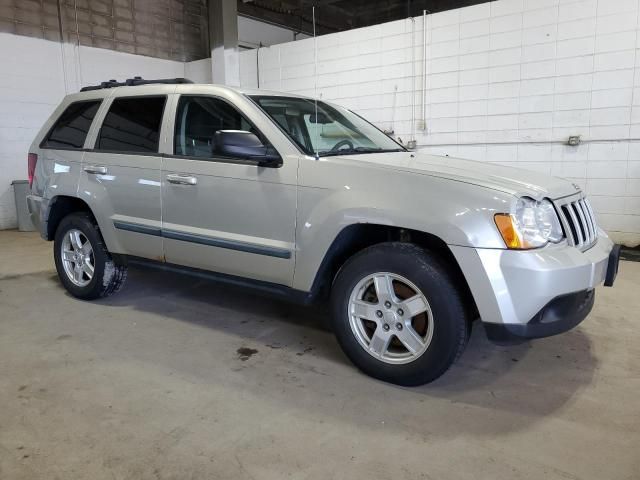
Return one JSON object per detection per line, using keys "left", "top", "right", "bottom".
{"left": 348, "top": 272, "right": 434, "bottom": 365}
{"left": 61, "top": 229, "right": 95, "bottom": 287}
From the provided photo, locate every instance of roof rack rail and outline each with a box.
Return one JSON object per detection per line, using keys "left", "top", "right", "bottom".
{"left": 80, "top": 76, "right": 193, "bottom": 92}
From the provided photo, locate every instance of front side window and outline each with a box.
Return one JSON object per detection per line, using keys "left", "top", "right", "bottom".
{"left": 251, "top": 96, "right": 405, "bottom": 157}
{"left": 42, "top": 100, "right": 101, "bottom": 149}
{"left": 174, "top": 95, "right": 260, "bottom": 158}
{"left": 97, "top": 96, "right": 166, "bottom": 153}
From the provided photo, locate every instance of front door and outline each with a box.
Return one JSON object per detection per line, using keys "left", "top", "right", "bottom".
{"left": 161, "top": 94, "right": 297, "bottom": 286}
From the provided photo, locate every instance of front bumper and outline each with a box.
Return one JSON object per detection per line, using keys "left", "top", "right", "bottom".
{"left": 451, "top": 231, "right": 619, "bottom": 342}
{"left": 484, "top": 289, "right": 595, "bottom": 343}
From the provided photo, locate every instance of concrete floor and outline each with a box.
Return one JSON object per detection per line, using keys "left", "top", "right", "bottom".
{"left": 0, "top": 231, "right": 638, "bottom": 480}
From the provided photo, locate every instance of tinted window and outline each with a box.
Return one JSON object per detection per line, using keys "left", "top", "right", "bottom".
{"left": 43, "top": 100, "right": 101, "bottom": 149}
{"left": 174, "top": 96, "right": 258, "bottom": 157}
{"left": 97, "top": 96, "right": 166, "bottom": 153}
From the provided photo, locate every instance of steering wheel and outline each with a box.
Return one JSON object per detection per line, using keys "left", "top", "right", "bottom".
{"left": 330, "top": 139, "right": 354, "bottom": 152}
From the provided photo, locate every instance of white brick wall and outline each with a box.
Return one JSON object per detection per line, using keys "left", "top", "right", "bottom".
{"left": 239, "top": 0, "right": 640, "bottom": 246}
{"left": 0, "top": 34, "right": 65, "bottom": 229}
{"left": 0, "top": 33, "right": 184, "bottom": 230}
{"left": 0, "top": 16, "right": 312, "bottom": 230}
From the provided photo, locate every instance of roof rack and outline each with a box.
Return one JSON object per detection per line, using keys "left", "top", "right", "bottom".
{"left": 80, "top": 76, "right": 193, "bottom": 92}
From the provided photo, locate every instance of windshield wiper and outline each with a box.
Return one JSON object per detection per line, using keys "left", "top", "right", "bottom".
{"left": 318, "top": 147, "right": 405, "bottom": 157}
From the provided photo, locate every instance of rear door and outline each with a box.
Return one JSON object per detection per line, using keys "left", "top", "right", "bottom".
{"left": 79, "top": 89, "right": 170, "bottom": 260}
{"left": 161, "top": 91, "right": 298, "bottom": 286}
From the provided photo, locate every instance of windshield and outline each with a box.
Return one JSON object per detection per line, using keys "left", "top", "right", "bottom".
{"left": 250, "top": 95, "right": 405, "bottom": 157}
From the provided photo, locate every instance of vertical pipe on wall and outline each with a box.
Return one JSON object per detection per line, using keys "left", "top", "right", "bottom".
{"left": 410, "top": 16, "right": 416, "bottom": 147}
{"left": 55, "top": 0, "right": 69, "bottom": 94}
{"left": 73, "top": 0, "right": 83, "bottom": 88}
{"left": 256, "top": 43, "right": 261, "bottom": 88}
{"left": 313, "top": 6, "right": 319, "bottom": 159}
{"left": 278, "top": 47, "right": 282, "bottom": 90}
{"left": 391, "top": 84, "right": 398, "bottom": 134}
{"left": 421, "top": 9, "right": 428, "bottom": 131}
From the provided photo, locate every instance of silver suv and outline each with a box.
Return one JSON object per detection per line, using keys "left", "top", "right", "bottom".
{"left": 26, "top": 78, "right": 620, "bottom": 386}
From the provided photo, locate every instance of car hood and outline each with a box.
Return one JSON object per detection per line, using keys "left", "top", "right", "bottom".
{"left": 333, "top": 151, "right": 579, "bottom": 199}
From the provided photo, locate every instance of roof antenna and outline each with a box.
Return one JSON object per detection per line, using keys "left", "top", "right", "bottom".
{"left": 313, "top": 5, "right": 319, "bottom": 160}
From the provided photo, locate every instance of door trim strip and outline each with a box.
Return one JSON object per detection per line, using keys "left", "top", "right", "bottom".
{"left": 113, "top": 221, "right": 162, "bottom": 237}
{"left": 162, "top": 229, "right": 291, "bottom": 259}
{"left": 114, "top": 221, "right": 291, "bottom": 259}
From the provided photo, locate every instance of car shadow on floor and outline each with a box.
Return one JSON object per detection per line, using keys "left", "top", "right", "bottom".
{"left": 50, "top": 264, "right": 598, "bottom": 436}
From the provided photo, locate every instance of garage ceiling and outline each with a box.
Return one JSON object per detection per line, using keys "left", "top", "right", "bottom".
{"left": 238, "top": 0, "right": 490, "bottom": 36}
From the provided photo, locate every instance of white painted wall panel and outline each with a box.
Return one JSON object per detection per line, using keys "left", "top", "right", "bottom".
{"left": 0, "top": 14, "right": 318, "bottom": 230}
{"left": 185, "top": 58, "right": 213, "bottom": 84}
{"left": 238, "top": 0, "right": 640, "bottom": 246}
{"left": 0, "top": 33, "right": 65, "bottom": 229}
{"left": 2, "top": 2, "right": 639, "bottom": 244}
{"left": 0, "top": 33, "right": 185, "bottom": 230}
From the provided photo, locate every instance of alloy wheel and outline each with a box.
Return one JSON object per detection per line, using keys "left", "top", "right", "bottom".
{"left": 347, "top": 272, "right": 434, "bottom": 365}
{"left": 60, "top": 229, "right": 95, "bottom": 287}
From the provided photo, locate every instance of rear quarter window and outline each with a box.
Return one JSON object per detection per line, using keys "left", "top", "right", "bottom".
{"left": 96, "top": 96, "right": 166, "bottom": 153}
{"left": 41, "top": 100, "right": 102, "bottom": 149}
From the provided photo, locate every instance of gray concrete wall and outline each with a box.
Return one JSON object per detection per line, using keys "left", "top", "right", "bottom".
{"left": 0, "top": 0, "right": 209, "bottom": 61}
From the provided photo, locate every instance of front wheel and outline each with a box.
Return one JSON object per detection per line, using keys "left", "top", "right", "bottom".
{"left": 330, "top": 243, "right": 469, "bottom": 386}
{"left": 53, "top": 212, "right": 127, "bottom": 300}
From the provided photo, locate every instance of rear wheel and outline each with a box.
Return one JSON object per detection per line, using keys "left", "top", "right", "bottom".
{"left": 53, "top": 213, "right": 127, "bottom": 300}
{"left": 330, "top": 242, "right": 469, "bottom": 386}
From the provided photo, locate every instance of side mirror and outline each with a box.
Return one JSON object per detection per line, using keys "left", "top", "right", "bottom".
{"left": 214, "top": 130, "right": 281, "bottom": 167}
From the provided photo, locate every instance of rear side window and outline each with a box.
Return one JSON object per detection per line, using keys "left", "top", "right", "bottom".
{"left": 97, "top": 96, "right": 166, "bottom": 153}
{"left": 42, "top": 100, "right": 101, "bottom": 149}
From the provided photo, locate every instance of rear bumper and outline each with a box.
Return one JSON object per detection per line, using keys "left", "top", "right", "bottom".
{"left": 26, "top": 194, "right": 47, "bottom": 239}
{"left": 451, "top": 231, "right": 619, "bottom": 342}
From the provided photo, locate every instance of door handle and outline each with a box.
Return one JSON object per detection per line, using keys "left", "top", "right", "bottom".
{"left": 166, "top": 174, "right": 197, "bottom": 185}
{"left": 84, "top": 165, "right": 108, "bottom": 175}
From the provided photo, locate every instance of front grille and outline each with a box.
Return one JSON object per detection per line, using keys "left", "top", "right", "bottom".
{"left": 554, "top": 195, "right": 598, "bottom": 250}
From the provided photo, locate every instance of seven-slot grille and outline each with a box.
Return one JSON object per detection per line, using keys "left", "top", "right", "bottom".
{"left": 554, "top": 195, "right": 598, "bottom": 250}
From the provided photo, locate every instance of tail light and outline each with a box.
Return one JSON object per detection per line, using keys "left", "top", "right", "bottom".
{"left": 28, "top": 153, "right": 38, "bottom": 189}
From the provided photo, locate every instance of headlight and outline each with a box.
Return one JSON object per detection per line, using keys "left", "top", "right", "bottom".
{"left": 494, "top": 197, "right": 564, "bottom": 249}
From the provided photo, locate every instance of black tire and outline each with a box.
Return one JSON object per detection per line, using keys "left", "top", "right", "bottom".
{"left": 53, "top": 212, "right": 127, "bottom": 300}
{"left": 330, "top": 242, "right": 469, "bottom": 386}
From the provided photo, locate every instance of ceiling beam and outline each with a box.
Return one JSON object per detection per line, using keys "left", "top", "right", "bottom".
{"left": 237, "top": 0, "right": 350, "bottom": 34}
{"left": 266, "top": 0, "right": 355, "bottom": 26}
{"left": 238, "top": 0, "right": 493, "bottom": 37}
